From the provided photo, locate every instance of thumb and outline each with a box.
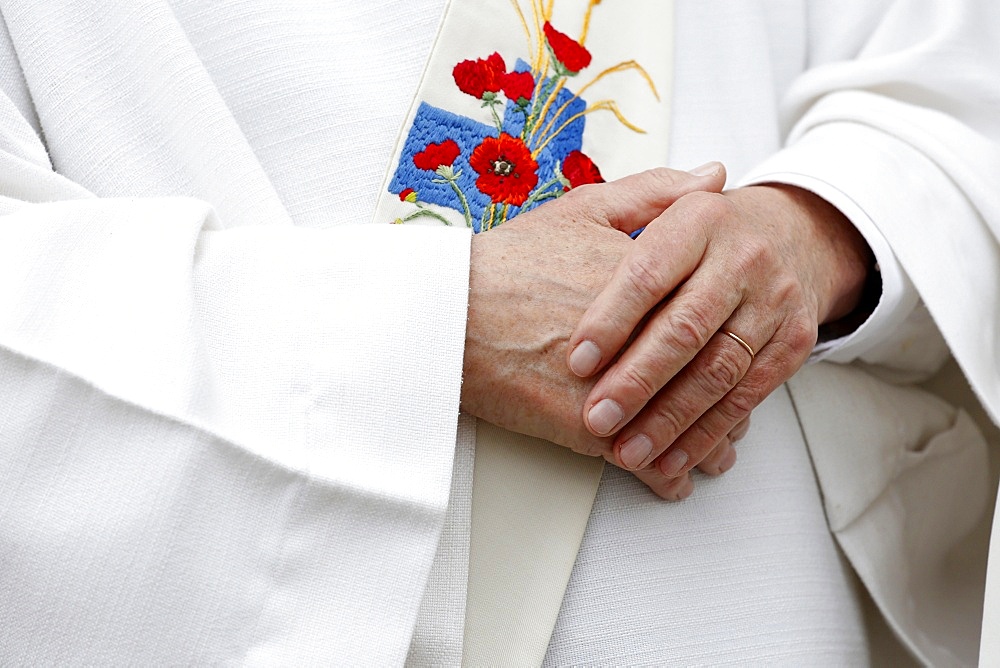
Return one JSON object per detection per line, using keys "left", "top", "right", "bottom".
{"left": 598, "top": 162, "right": 726, "bottom": 235}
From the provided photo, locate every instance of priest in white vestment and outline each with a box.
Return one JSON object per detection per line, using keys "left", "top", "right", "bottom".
{"left": 0, "top": 0, "right": 999, "bottom": 666}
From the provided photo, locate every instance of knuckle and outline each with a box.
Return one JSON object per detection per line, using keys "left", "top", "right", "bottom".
{"left": 640, "top": 167, "right": 680, "bottom": 199}
{"left": 700, "top": 346, "right": 745, "bottom": 393}
{"left": 678, "top": 191, "right": 736, "bottom": 227}
{"left": 657, "top": 475, "right": 692, "bottom": 501}
{"left": 769, "top": 280, "right": 813, "bottom": 323}
{"left": 685, "top": 422, "right": 723, "bottom": 459}
{"left": 573, "top": 435, "right": 611, "bottom": 459}
{"left": 657, "top": 307, "right": 713, "bottom": 355}
{"left": 765, "top": 316, "right": 816, "bottom": 371}
{"left": 622, "top": 254, "right": 667, "bottom": 304}
{"left": 771, "top": 274, "right": 803, "bottom": 301}
{"left": 783, "top": 316, "right": 818, "bottom": 354}
{"left": 618, "top": 364, "right": 660, "bottom": 403}
{"left": 649, "top": 402, "right": 686, "bottom": 441}
{"left": 566, "top": 182, "right": 598, "bottom": 202}
{"left": 561, "top": 183, "right": 611, "bottom": 224}
{"left": 646, "top": 166, "right": 680, "bottom": 186}
{"left": 719, "top": 387, "right": 758, "bottom": 422}
{"left": 733, "top": 239, "right": 773, "bottom": 276}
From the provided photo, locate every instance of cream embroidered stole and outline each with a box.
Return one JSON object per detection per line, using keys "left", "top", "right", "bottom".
{"left": 374, "top": 1, "right": 674, "bottom": 662}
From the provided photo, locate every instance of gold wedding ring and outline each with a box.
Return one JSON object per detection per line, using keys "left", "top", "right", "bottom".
{"left": 723, "top": 330, "right": 755, "bottom": 361}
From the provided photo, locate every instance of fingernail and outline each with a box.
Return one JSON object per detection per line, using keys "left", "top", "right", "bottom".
{"left": 619, "top": 433, "right": 653, "bottom": 470}
{"left": 569, "top": 340, "right": 602, "bottom": 377}
{"left": 588, "top": 399, "right": 623, "bottom": 436}
{"left": 677, "top": 478, "right": 695, "bottom": 500}
{"left": 660, "top": 449, "right": 689, "bottom": 477}
{"left": 688, "top": 161, "right": 722, "bottom": 177}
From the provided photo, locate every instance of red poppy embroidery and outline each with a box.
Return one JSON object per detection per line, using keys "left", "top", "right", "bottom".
{"left": 502, "top": 70, "right": 535, "bottom": 104}
{"left": 470, "top": 133, "right": 539, "bottom": 206}
{"left": 413, "top": 139, "right": 461, "bottom": 171}
{"left": 543, "top": 22, "right": 592, "bottom": 73}
{"left": 453, "top": 53, "right": 506, "bottom": 99}
{"left": 562, "top": 150, "right": 605, "bottom": 189}
{"left": 390, "top": 2, "right": 658, "bottom": 231}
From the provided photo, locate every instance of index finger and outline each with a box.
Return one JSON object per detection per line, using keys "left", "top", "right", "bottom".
{"left": 567, "top": 190, "right": 735, "bottom": 378}
{"left": 566, "top": 163, "right": 726, "bottom": 234}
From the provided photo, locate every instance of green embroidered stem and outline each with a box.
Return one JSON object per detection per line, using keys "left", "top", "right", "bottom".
{"left": 517, "top": 104, "right": 533, "bottom": 142}
{"left": 433, "top": 167, "right": 473, "bottom": 227}
{"left": 522, "top": 190, "right": 562, "bottom": 211}
{"left": 525, "top": 72, "right": 559, "bottom": 142}
{"left": 480, "top": 203, "right": 491, "bottom": 231}
{"left": 521, "top": 176, "right": 565, "bottom": 209}
{"left": 400, "top": 206, "right": 453, "bottom": 226}
{"left": 448, "top": 179, "right": 473, "bottom": 227}
{"left": 487, "top": 100, "right": 504, "bottom": 134}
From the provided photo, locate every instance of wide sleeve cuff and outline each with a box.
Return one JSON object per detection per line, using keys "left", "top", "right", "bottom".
{"left": 736, "top": 122, "right": 946, "bottom": 371}
{"left": 0, "top": 197, "right": 474, "bottom": 663}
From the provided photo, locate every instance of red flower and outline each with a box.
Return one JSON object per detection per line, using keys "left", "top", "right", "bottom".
{"left": 452, "top": 53, "right": 506, "bottom": 99}
{"left": 562, "top": 151, "right": 605, "bottom": 189}
{"left": 413, "top": 139, "right": 461, "bottom": 171}
{"left": 399, "top": 187, "right": 417, "bottom": 202}
{"left": 543, "top": 22, "right": 592, "bottom": 73}
{"left": 502, "top": 71, "right": 535, "bottom": 104}
{"left": 470, "top": 133, "right": 539, "bottom": 206}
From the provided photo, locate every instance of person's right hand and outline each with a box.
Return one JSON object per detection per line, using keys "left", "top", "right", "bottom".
{"left": 460, "top": 165, "right": 738, "bottom": 499}
{"left": 563, "top": 183, "right": 873, "bottom": 499}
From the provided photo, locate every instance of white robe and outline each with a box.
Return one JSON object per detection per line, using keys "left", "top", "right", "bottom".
{"left": 0, "top": 0, "right": 998, "bottom": 665}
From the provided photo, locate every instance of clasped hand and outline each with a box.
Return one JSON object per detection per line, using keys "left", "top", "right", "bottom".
{"left": 461, "top": 164, "right": 871, "bottom": 500}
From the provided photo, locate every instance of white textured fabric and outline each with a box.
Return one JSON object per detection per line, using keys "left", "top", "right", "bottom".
{"left": 0, "top": 0, "right": 469, "bottom": 664}
{"left": 546, "top": 388, "right": 869, "bottom": 666}
{"left": 0, "top": 0, "right": 998, "bottom": 664}
{"left": 407, "top": 415, "right": 475, "bottom": 667}
{"left": 789, "top": 362, "right": 990, "bottom": 667}
{"left": 169, "top": 0, "right": 449, "bottom": 229}
{"left": 557, "top": 2, "right": 999, "bottom": 662}
{"left": 464, "top": 424, "right": 605, "bottom": 666}
{"left": 0, "top": 212, "right": 471, "bottom": 665}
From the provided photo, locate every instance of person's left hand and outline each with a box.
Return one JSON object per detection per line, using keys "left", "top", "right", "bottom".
{"left": 462, "top": 166, "right": 733, "bottom": 501}
{"left": 565, "top": 183, "right": 874, "bottom": 492}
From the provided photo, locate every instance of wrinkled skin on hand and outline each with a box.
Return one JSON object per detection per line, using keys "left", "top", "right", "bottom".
{"left": 462, "top": 207, "right": 629, "bottom": 458}
{"left": 460, "top": 166, "right": 730, "bottom": 499}
{"left": 567, "top": 183, "right": 874, "bottom": 497}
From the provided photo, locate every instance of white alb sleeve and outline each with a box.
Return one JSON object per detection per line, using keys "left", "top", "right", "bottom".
{"left": 0, "top": 28, "right": 472, "bottom": 666}
{"left": 740, "top": 0, "right": 1000, "bottom": 379}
